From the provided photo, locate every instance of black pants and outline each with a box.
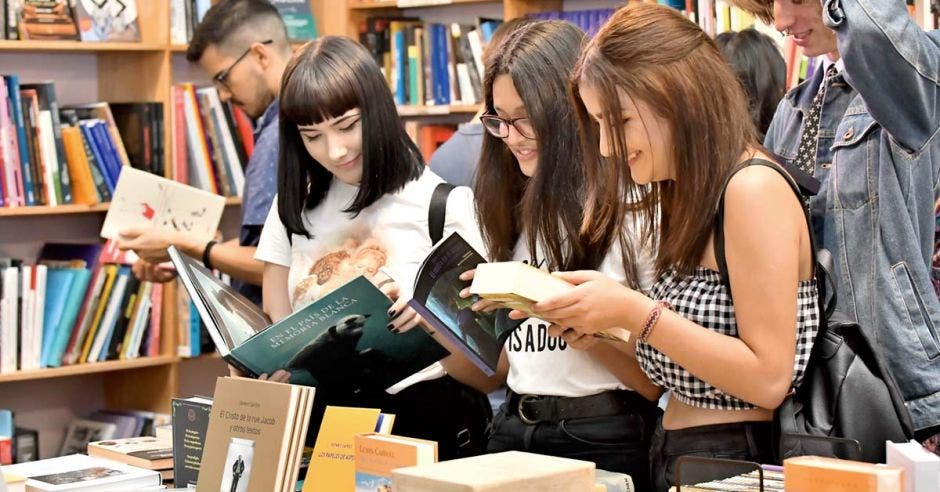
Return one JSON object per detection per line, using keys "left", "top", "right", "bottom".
{"left": 305, "top": 376, "right": 492, "bottom": 460}
{"left": 486, "top": 390, "right": 660, "bottom": 491}
{"left": 650, "top": 419, "right": 774, "bottom": 492}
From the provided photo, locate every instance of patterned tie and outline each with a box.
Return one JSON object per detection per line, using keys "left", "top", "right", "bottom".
{"left": 794, "top": 64, "right": 840, "bottom": 175}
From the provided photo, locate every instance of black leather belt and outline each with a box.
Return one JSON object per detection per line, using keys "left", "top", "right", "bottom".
{"left": 506, "top": 389, "right": 653, "bottom": 425}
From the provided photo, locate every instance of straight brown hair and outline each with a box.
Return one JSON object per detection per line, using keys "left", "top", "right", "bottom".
{"left": 572, "top": 4, "right": 758, "bottom": 276}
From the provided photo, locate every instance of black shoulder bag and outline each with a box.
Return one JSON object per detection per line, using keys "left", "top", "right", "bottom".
{"left": 714, "top": 159, "right": 914, "bottom": 464}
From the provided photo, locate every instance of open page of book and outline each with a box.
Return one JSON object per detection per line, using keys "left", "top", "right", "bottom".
{"left": 101, "top": 167, "right": 225, "bottom": 243}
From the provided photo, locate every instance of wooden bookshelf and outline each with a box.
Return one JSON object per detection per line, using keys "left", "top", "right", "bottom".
{"left": 396, "top": 104, "right": 480, "bottom": 116}
{"left": 0, "top": 40, "right": 167, "bottom": 52}
{"left": 0, "top": 198, "right": 241, "bottom": 218}
{"left": 0, "top": 355, "right": 178, "bottom": 383}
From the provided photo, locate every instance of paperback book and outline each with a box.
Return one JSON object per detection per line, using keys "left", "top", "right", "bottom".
{"left": 168, "top": 247, "right": 448, "bottom": 389}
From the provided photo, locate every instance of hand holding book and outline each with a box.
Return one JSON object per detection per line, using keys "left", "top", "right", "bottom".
{"left": 469, "top": 263, "right": 638, "bottom": 344}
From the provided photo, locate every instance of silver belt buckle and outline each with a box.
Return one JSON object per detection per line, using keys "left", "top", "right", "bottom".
{"left": 517, "top": 394, "right": 541, "bottom": 425}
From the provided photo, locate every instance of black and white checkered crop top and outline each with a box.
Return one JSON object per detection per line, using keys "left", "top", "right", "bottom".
{"left": 635, "top": 264, "right": 820, "bottom": 410}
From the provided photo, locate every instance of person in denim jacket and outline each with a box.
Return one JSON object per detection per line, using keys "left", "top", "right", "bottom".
{"left": 735, "top": 0, "right": 940, "bottom": 447}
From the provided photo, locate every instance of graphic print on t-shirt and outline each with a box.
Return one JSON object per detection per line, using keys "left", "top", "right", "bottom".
{"left": 507, "top": 320, "right": 569, "bottom": 353}
{"left": 291, "top": 228, "right": 390, "bottom": 308}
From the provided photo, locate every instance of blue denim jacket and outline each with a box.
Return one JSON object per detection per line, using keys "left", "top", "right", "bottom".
{"left": 764, "top": 0, "right": 940, "bottom": 430}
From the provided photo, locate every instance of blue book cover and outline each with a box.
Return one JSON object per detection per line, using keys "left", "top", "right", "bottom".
{"left": 92, "top": 266, "right": 130, "bottom": 362}
{"left": 4, "top": 75, "right": 37, "bottom": 205}
{"left": 394, "top": 30, "right": 407, "bottom": 105}
{"left": 80, "top": 121, "right": 115, "bottom": 192}
{"left": 41, "top": 269, "right": 77, "bottom": 367}
{"left": 48, "top": 268, "right": 92, "bottom": 367}
{"left": 90, "top": 120, "right": 123, "bottom": 188}
{"left": 432, "top": 24, "right": 450, "bottom": 105}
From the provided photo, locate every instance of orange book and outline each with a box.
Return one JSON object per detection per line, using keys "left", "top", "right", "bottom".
{"left": 354, "top": 433, "right": 437, "bottom": 491}
{"left": 418, "top": 125, "right": 455, "bottom": 163}
{"left": 784, "top": 455, "right": 904, "bottom": 492}
{"left": 61, "top": 126, "right": 99, "bottom": 205}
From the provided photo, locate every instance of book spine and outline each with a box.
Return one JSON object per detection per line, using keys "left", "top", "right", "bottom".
{"left": 6, "top": 77, "right": 36, "bottom": 205}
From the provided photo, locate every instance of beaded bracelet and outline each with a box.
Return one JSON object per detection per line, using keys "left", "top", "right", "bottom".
{"left": 639, "top": 300, "right": 671, "bottom": 343}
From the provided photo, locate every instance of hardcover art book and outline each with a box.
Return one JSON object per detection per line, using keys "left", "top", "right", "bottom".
{"left": 100, "top": 167, "right": 225, "bottom": 244}
{"left": 407, "top": 232, "right": 516, "bottom": 376}
{"left": 2, "top": 454, "right": 160, "bottom": 491}
{"left": 168, "top": 247, "right": 448, "bottom": 389}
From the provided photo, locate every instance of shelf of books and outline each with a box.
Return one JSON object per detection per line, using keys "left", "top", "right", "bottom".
{"left": 0, "top": 355, "right": 178, "bottom": 384}
{"left": 0, "top": 40, "right": 168, "bottom": 52}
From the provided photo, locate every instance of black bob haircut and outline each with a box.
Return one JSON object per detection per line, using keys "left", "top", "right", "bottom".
{"left": 276, "top": 36, "right": 424, "bottom": 239}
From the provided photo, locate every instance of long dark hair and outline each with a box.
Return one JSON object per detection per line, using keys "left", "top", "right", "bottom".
{"left": 277, "top": 36, "right": 423, "bottom": 238}
{"left": 572, "top": 4, "right": 757, "bottom": 276}
{"left": 715, "top": 29, "right": 786, "bottom": 139}
{"left": 475, "top": 20, "right": 635, "bottom": 282}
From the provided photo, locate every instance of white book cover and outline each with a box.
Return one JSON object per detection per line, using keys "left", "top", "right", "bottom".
{"left": 19, "top": 265, "right": 45, "bottom": 372}
{"left": 0, "top": 267, "right": 19, "bottom": 373}
{"left": 4, "top": 454, "right": 160, "bottom": 491}
{"left": 37, "top": 111, "right": 59, "bottom": 207}
{"left": 100, "top": 167, "right": 225, "bottom": 244}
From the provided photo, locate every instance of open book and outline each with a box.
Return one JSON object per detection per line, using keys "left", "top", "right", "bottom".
{"left": 470, "top": 261, "right": 632, "bottom": 344}
{"left": 100, "top": 167, "right": 225, "bottom": 243}
{"left": 168, "top": 247, "right": 448, "bottom": 390}
{"left": 407, "top": 232, "right": 520, "bottom": 376}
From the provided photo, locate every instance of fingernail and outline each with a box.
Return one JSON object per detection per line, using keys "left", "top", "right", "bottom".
{"left": 392, "top": 327, "right": 400, "bottom": 334}
{"left": 387, "top": 309, "right": 396, "bottom": 318}
{"left": 386, "top": 323, "right": 395, "bottom": 331}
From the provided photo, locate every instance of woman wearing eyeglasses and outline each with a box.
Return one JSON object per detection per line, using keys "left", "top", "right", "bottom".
{"left": 462, "top": 20, "right": 661, "bottom": 487}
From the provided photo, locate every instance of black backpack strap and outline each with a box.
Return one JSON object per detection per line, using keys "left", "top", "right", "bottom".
{"left": 714, "top": 158, "right": 834, "bottom": 322}
{"left": 429, "top": 182, "right": 456, "bottom": 245}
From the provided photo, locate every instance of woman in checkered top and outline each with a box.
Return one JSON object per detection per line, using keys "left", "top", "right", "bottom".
{"left": 520, "top": 6, "right": 819, "bottom": 491}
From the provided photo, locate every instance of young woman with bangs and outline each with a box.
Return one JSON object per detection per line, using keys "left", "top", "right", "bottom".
{"left": 253, "top": 35, "right": 493, "bottom": 459}
{"left": 522, "top": 5, "right": 819, "bottom": 491}
{"left": 457, "top": 20, "right": 662, "bottom": 488}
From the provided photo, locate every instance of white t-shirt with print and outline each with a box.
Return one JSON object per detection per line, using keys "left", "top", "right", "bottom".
{"left": 505, "top": 229, "right": 655, "bottom": 397}
{"left": 255, "top": 169, "right": 484, "bottom": 312}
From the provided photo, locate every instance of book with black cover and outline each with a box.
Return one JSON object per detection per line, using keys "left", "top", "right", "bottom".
{"left": 168, "top": 246, "right": 448, "bottom": 389}
{"left": 171, "top": 396, "right": 212, "bottom": 488}
{"left": 407, "top": 232, "right": 518, "bottom": 376}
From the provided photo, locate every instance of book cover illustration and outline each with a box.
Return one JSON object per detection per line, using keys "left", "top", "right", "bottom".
{"left": 58, "top": 419, "right": 116, "bottom": 456}
{"left": 170, "top": 247, "right": 448, "bottom": 391}
{"left": 74, "top": 0, "right": 140, "bottom": 42}
{"left": 18, "top": 0, "right": 78, "bottom": 40}
{"left": 408, "top": 232, "right": 514, "bottom": 376}
{"left": 100, "top": 167, "right": 225, "bottom": 244}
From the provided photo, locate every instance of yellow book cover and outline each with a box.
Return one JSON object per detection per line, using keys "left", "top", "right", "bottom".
{"left": 302, "top": 406, "right": 382, "bottom": 492}
{"left": 784, "top": 455, "right": 904, "bottom": 492}
{"left": 196, "top": 377, "right": 314, "bottom": 492}
{"left": 354, "top": 433, "right": 436, "bottom": 491}
{"left": 79, "top": 264, "right": 118, "bottom": 362}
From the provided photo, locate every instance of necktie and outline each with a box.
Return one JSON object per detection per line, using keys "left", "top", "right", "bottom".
{"left": 794, "top": 64, "right": 839, "bottom": 175}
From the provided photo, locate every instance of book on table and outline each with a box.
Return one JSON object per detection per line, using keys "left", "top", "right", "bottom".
{"left": 168, "top": 246, "right": 449, "bottom": 390}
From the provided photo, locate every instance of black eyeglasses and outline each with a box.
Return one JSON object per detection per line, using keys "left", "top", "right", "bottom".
{"left": 480, "top": 114, "right": 536, "bottom": 140}
{"left": 212, "top": 39, "right": 274, "bottom": 90}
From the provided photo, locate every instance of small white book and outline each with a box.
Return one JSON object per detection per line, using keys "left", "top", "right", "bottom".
{"left": 100, "top": 167, "right": 225, "bottom": 244}
{"left": 3, "top": 454, "right": 160, "bottom": 491}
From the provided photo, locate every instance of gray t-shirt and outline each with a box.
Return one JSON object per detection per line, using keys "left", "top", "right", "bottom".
{"left": 428, "top": 122, "right": 484, "bottom": 187}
